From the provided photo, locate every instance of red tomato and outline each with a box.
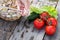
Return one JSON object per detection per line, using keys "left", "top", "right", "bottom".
{"left": 45, "top": 26, "right": 56, "bottom": 35}
{"left": 40, "top": 11, "right": 50, "bottom": 21}
{"left": 47, "top": 17, "right": 57, "bottom": 26}
{"left": 34, "top": 18, "right": 44, "bottom": 30}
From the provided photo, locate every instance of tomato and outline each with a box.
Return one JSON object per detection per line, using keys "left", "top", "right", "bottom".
{"left": 47, "top": 17, "right": 57, "bottom": 26}
{"left": 45, "top": 26, "right": 56, "bottom": 35}
{"left": 33, "top": 18, "right": 44, "bottom": 30}
{"left": 40, "top": 11, "right": 50, "bottom": 21}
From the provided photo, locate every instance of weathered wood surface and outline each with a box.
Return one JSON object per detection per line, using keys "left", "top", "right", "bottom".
{"left": 9, "top": 1, "right": 58, "bottom": 40}
{"left": 0, "top": 0, "right": 59, "bottom": 40}
{"left": 0, "top": 19, "right": 20, "bottom": 40}
{"left": 9, "top": 17, "right": 45, "bottom": 40}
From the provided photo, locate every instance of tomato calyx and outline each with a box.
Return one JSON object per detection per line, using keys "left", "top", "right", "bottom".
{"left": 40, "top": 11, "right": 50, "bottom": 21}
{"left": 47, "top": 17, "right": 57, "bottom": 26}
{"left": 37, "top": 18, "right": 43, "bottom": 22}
{"left": 47, "top": 20, "right": 52, "bottom": 25}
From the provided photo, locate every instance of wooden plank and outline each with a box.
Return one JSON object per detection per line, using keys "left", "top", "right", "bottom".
{"left": 43, "top": 0, "right": 59, "bottom": 40}
{"left": 0, "top": 19, "right": 18, "bottom": 40}
{"left": 9, "top": 17, "right": 45, "bottom": 40}
{"left": 9, "top": 17, "right": 27, "bottom": 40}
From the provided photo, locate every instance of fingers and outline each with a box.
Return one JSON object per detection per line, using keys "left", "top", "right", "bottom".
{"left": 20, "top": 9, "right": 30, "bottom": 16}
{"left": 16, "top": 0, "right": 30, "bottom": 16}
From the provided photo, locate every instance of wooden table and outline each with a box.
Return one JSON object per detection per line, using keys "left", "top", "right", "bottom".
{"left": 0, "top": 0, "right": 60, "bottom": 40}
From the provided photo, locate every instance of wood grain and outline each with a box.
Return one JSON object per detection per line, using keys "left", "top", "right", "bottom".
{"left": 0, "top": 0, "right": 59, "bottom": 40}
{"left": 0, "top": 19, "right": 19, "bottom": 40}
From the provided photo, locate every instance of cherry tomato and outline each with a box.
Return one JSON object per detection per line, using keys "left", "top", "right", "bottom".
{"left": 34, "top": 18, "right": 44, "bottom": 30}
{"left": 47, "top": 17, "right": 57, "bottom": 26}
{"left": 45, "top": 26, "right": 56, "bottom": 35}
{"left": 40, "top": 11, "right": 50, "bottom": 21}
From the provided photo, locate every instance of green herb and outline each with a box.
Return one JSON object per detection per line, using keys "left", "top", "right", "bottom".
{"left": 30, "top": 5, "right": 58, "bottom": 19}
{"left": 27, "top": 12, "right": 39, "bottom": 22}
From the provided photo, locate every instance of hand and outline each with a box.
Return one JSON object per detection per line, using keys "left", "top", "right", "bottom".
{"left": 16, "top": 0, "right": 30, "bottom": 16}
{"left": 20, "top": 9, "right": 30, "bottom": 16}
